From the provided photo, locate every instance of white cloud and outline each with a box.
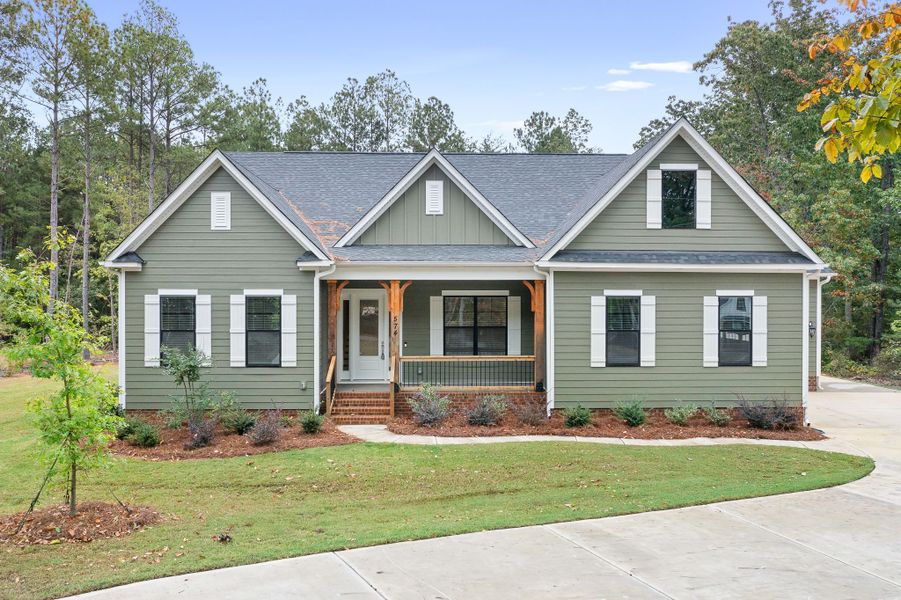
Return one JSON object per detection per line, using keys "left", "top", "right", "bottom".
{"left": 596, "top": 80, "right": 654, "bottom": 92}
{"left": 629, "top": 60, "right": 693, "bottom": 73}
{"left": 607, "top": 68, "right": 631, "bottom": 75}
{"left": 562, "top": 85, "right": 588, "bottom": 91}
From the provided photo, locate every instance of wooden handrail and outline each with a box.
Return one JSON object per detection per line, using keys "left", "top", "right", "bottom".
{"left": 324, "top": 355, "right": 336, "bottom": 415}
{"left": 399, "top": 355, "right": 535, "bottom": 362}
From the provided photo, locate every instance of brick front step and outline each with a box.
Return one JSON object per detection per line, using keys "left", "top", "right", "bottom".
{"left": 332, "top": 397, "right": 392, "bottom": 406}
{"left": 331, "top": 407, "right": 391, "bottom": 416}
{"left": 331, "top": 415, "right": 390, "bottom": 425}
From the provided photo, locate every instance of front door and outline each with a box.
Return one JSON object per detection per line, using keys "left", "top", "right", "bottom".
{"left": 349, "top": 290, "right": 388, "bottom": 381}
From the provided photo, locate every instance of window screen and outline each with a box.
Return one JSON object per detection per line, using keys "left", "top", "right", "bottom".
{"left": 662, "top": 170, "right": 696, "bottom": 229}
{"left": 160, "top": 296, "right": 195, "bottom": 359}
{"left": 719, "top": 296, "right": 752, "bottom": 366}
{"left": 606, "top": 296, "right": 640, "bottom": 366}
{"left": 443, "top": 296, "right": 507, "bottom": 355}
{"left": 246, "top": 296, "right": 281, "bottom": 367}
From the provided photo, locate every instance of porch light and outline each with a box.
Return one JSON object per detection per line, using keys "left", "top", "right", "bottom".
{"left": 808, "top": 321, "right": 816, "bottom": 338}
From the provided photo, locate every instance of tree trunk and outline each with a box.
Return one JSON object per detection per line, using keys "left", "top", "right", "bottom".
{"left": 82, "top": 103, "right": 92, "bottom": 359}
{"left": 49, "top": 95, "right": 60, "bottom": 307}
{"left": 69, "top": 463, "right": 77, "bottom": 517}
{"left": 870, "top": 159, "right": 894, "bottom": 356}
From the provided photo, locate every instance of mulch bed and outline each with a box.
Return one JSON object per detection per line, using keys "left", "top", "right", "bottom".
{"left": 388, "top": 409, "right": 825, "bottom": 441}
{"left": 111, "top": 412, "right": 359, "bottom": 460}
{"left": 0, "top": 502, "right": 161, "bottom": 546}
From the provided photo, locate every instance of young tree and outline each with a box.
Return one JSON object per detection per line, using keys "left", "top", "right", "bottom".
{"left": 0, "top": 248, "right": 121, "bottom": 517}
{"left": 406, "top": 96, "right": 467, "bottom": 152}
{"left": 514, "top": 108, "right": 593, "bottom": 153}
{"left": 326, "top": 76, "right": 379, "bottom": 151}
{"left": 365, "top": 69, "right": 411, "bottom": 151}
{"left": 284, "top": 95, "right": 328, "bottom": 151}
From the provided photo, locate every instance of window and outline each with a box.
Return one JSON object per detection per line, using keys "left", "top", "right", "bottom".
{"left": 160, "top": 296, "right": 196, "bottom": 358}
{"left": 606, "top": 297, "right": 640, "bottom": 366}
{"left": 443, "top": 296, "right": 507, "bottom": 355}
{"left": 246, "top": 296, "right": 281, "bottom": 367}
{"left": 719, "top": 296, "right": 752, "bottom": 366}
{"left": 662, "top": 170, "right": 696, "bottom": 229}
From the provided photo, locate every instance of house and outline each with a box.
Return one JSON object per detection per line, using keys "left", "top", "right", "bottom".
{"left": 101, "top": 119, "right": 830, "bottom": 423}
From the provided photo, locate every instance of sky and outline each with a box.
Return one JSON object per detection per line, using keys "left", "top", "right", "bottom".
{"left": 88, "top": 0, "right": 777, "bottom": 153}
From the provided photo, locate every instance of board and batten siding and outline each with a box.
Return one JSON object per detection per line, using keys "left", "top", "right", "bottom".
{"left": 356, "top": 165, "right": 513, "bottom": 245}
{"left": 553, "top": 271, "right": 803, "bottom": 408}
{"left": 566, "top": 137, "right": 789, "bottom": 252}
{"left": 124, "top": 168, "right": 315, "bottom": 410}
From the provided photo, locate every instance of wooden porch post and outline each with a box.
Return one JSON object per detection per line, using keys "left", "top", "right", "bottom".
{"left": 327, "top": 281, "right": 337, "bottom": 360}
{"left": 523, "top": 280, "right": 546, "bottom": 391}
{"left": 379, "top": 280, "right": 412, "bottom": 417}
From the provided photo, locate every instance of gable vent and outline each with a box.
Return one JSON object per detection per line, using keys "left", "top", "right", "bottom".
{"left": 425, "top": 180, "right": 444, "bottom": 215}
{"left": 211, "top": 192, "right": 231, "bottom": 230}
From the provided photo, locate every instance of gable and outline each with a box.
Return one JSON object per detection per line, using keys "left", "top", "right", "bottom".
{"left": 565, "top": 136, "right": 790, "bottom": 253}
{"left": 355, "top": 164, "right": 513, "bottom": 245}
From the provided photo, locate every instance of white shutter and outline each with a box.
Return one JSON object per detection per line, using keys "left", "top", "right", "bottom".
{"left": 144, "top": 294, "right": 160, "bottom": 367}
{"left": 210, "top": 192, "right": 231, "bottom": 230}
{"left": 196, "top": 294, "right": 212, "bottom": 366}
{"left": 281, "top": 294, "right": 297, "bottom": 367}
{"left": 425, "top": 180, "right": 444, "bottom": 215}
{"left": 640, "top": 295, "right": 656, "bottom": 367}
{"left": 590, "top": 295, "right": 606, "bottom": 367}
{"left": 703, "top": 296, "right": 719, "bottom": 367}
{"left": 507, "top": 296, "right": 521, "bottom": 355}
{"left": 230, "top": 294, "right": 246, "bottom": 367}
{"left": 646, "top": 169, "right": 662, "bottom": 229}
{"left": 429, "top": 296, "right": 444, "bottom": 355}
{"left": 696, "top": 170, "right": 711, "bottom": 229}
{"left": 752, "top": 295, "right": 768, "bottom": 367}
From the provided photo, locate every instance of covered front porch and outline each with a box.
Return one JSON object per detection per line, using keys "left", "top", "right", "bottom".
{"left": 321, "top": 276, "right": 546, "bottom": 418}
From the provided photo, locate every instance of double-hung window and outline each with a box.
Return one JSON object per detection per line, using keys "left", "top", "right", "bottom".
{"left": 443, "top": 296, "right": 507, "bottom": 355}
{"left": 718, "top": 296, "right": 752, "bottom": 366}
{"left": 246, "top": 296, "right": 281, "bottom": 367}
{"left": 662, "top": 170, "right": 697, "bottom": 229}
{"left": 606, "top": 296, "right": 640, "bottom": 366}
{"left": 160, "top": 296, "right": 195, "bottom": 359}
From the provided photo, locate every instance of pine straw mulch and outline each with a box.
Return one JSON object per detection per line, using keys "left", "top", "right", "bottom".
{"left": 388, "top": 408, "right": 826, "bottom": 441}
{"left": 0, "top": 502, "right": 161, "bottom": 546}
{"left": 110, "top": 412, "right": 359, "bottom": 461}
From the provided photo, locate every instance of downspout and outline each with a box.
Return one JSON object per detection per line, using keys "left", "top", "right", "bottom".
{"left": 533, "top": 265, "right": 552, "bottom": 414}
{"left": 304, "top": 263, "right": 335, "bottom": 413}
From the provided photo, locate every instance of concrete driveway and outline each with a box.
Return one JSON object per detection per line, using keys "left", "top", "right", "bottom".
{"left": 73, "top": 378, "right": 901, "bottom": 599}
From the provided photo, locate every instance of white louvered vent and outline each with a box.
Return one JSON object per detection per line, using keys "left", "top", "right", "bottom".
{"left": 425, "top": 180, "right": 444, "bottom": 215}
{"left": 211, "top": 191, "right": 231, "bottom": 230}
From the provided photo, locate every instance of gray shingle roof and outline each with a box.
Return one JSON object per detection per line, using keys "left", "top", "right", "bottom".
{"left": 548, "top": 250, "right": 814, "bottom": 265}
{"left": 112, "top": 251, "right": 144, "bottom": 264}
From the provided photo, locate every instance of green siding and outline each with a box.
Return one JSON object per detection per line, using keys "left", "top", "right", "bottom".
{"left": 567, "top": 136, "right": 790, "bottom": 252}
{"left": 809, "top": 279, "right": 818, "bottom": 376}
{"left": 124, "top": 168, "right": 315, "bottom": 410}
{"left": 553, "top": 271, "right": 804, "bottom": 408}
{"left": 357, "top": 165, "right": 513, "bottom": 245}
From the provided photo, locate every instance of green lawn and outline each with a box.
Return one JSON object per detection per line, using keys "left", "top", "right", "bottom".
{"left": 0, "top": 368, "right": 874, "bottom": 600}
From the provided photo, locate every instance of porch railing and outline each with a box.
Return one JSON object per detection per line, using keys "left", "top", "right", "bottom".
{"left": 323, "top": 355, "right": 337, "bottom": 415}
{"left": 398, "top": 355, "right": 535, "bottom": 389}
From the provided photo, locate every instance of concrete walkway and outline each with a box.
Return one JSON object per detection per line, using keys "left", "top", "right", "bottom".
{"left": 72, "top": 377, "right": 901, "bottom": 599}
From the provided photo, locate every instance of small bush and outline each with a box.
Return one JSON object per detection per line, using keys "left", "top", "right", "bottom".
{"left": 126, "top": 421, "right": 161, "bottom": 448}
{"left": 407, "top": 384, "right": 451, "bottom": 427}
{"left": 247, "top": 411, "right": 281, "bottom": 445}
{"left": 614, "top": 399, "right": 646, "bottom": 427}
{"left": 465, "top": 395, "right": 509, "bottom": 426}
{"left": 300, "top": 411, "right": 323, "bottom": 434}
{"left": 513, "top": 401, "right": 548, "bottom": 426}
{"left": 664, "top": 404, "right": 697, "bottom": 426}
{"left": 280, "top": 415, "right": 295, "bottom": 428}
{"left": 184, "top": 416, "right": 217, "bottom": 450}
{"left": 737, "top": 395, "right": 798, "bottom": 430}
{"left": 159, "top": 408, "right": 184, "bottom": 429}
{"left": 116, "top": 417, "right": 139, "bottom": 440}
{"left": 825, "top": 349, "right": 876, "bottom": 379}
{"left": 702, "top": 404, "right": 732, "bottom": 426}
{"left": 563, "top": 405, "right": 592, "bottom": 428}
{"left": 220, "top": 410, "right": 256, "bottom": 435}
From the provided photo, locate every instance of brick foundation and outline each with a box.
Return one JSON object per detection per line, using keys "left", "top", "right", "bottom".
{"left": 394, "top": 390, "right": 546, "bottom": 417}
{"left": 808, "top": 376, "right": 819, "bottom": 392}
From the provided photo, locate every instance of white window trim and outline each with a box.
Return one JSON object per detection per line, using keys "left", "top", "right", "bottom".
{"left": 151, "top": 288, "right": 211, "bottom": 367}
{"left": 660, "top": 163, "right": 699, "bottom": 170}
{"left": 603, "top": 289, "right": 642, "bottom": 297}
{"left": 441, "top": 289, "right": 509, "bottom": 296}
{"left": 244, "top": 288, "right": 284, "bottom": 296}
{"left": 433, "top": 291, "right": 520, "bottom": 356}
{"left": 716, "top": 289, "right": 754, "bottom": 296}
{"left": 158, "top": 288, "right": 198, "bottom": 296}
{"left": 231, "top": 289, "right": 296, "bottom": 368}
{"left": 591, "top": 290, "right": 655, "bottom": 368}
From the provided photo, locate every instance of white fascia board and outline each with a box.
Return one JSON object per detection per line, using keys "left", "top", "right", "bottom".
{"left": 99, "top": 261, "right": 142, "bottom": 272}
{"left": 334, "top": 149, "right": 534, "bottom": 249}
{"left": 536, "top": 262, "right": 815, "bottom": 273}
{"left": 540, "top": 119, "right": 826, "bottom": 265}
{"left": 105, "top": 150, "right": 328, "bottom": 263}
{"left": 659, "top": 163, "right": 698, "bottom": 170}
{"left": 325, "top": 263, "right": 543, "bottom": 281}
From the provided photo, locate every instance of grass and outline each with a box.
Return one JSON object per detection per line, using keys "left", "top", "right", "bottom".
{"left": 0, "top": 367, "right": 874, "bottom": 600}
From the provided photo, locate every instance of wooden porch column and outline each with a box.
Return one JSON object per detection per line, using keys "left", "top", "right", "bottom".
{"left": 326, "top": 280, "right": 349, "bottom": 361}
{"left": 523, "top": 280, "right": 546, "bottom": 391}
{"left": 379, "top": 280, "right": 412, "bottom": 417}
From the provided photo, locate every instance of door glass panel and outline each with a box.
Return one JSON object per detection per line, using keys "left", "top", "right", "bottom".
{"left": 359, "top": 299, "right": 379, "bottom": 357}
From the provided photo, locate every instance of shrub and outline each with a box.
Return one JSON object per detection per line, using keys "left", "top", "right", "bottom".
{"left": 737, "top": 395, "right": 798, "bottom": 430}
{"left": 116, "top": 417, "right": 139, "bottom": 440}
{"left": 702, "top": 404, "right": 732, "bottom": 426}
{"left": 126, "top": 421, "right": 161, "bottom": 448}
{"left": 513, "top": 401, "right": 548, "bottom": 426}
{"left": 825, "top": 349, "right": 876, "bottom": 379}
{"left": 248, "top": 411, "right": 281, "bottom": 445}
{"left": 184, "top": 416, "right": 217, "bottom": 450}
{"left": 873, "top": 344, "right": 901, "bottom": 379}
{"left": 614, "top": 399, "right": 647, "bottom": 427}
{"left": 407, "top": 384, "right": 451, "bottom": 427}
{"left": 221, "top": 410, "right": 256, "bottom": 435}
{"left": 280, "top": 415, "right": 296, "bottom": 428}
{"left": 664, "top": 404, "right": 697, "bottom": 426}
{"left": 563, "top": 405, "right": 592, "bottom": 428}
{"left": 300, "top": 410, "right": 323, "bottom": 434}
{"left": 465, "top": 395, "right": 509, "bottom": 426}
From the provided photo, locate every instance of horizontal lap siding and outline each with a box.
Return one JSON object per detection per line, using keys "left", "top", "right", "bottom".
{"left": 124, "top": 168, "right": 315, "bottom": 410}
{"left": 567, "top": 137, "right": 789, "bottom": 252}
{"left": 358, "top": 165, "right": 512, "bottom": 245}
{"left": 553, "top": 271, "right": 803, "bottom": 408}
{"left": 809, "top": 279, "right": 817, "bottom": 375}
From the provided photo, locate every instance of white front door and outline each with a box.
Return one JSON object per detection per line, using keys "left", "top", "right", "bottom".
{"left": 349, "top": 290, "right": 388, "bottom": 381}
